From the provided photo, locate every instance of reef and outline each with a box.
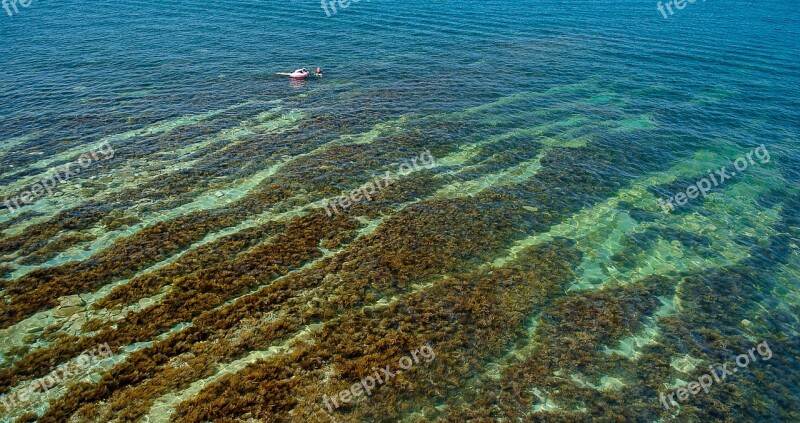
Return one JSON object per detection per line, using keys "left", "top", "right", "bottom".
{"left": 1, "top": 84, "right": 798, "bottom": 423}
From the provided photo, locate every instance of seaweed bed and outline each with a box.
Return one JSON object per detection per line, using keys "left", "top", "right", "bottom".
{"left": 0, "top": 84, "right": 798, "bottom": 423}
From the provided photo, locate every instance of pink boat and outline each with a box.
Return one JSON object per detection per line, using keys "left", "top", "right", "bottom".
{"left": 289, "top": 68, "right": 309, "bottom": 78}
{"left": 276, "top": 68, "right": 313, "bottom": 79}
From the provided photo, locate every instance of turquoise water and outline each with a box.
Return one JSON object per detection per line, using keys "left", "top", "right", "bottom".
{"left": 0, "top": 0, "right": 799, "bottom": 421}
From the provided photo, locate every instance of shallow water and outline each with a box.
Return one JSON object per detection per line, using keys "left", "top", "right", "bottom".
{"left": 0, "top": 0, "right": 799, "bottom": 421}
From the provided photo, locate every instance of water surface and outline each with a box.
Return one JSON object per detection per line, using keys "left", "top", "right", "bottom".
{"left": 0, "top": 0, "right": 798, "bottom": 421}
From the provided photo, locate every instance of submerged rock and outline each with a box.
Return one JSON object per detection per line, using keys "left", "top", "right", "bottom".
{"left": 54, "top": 305, "right": 84, "bottom": 318}
{"left": 59, "top": 295, "right": 86, "bottom": 308}
{"left": 26, "top": 325, "right": 44, "bottom": 334}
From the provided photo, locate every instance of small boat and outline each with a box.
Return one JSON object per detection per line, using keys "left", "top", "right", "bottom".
{"left": 290, "top": 68, "right": 309, "bottom": 78}
{"left": 277, "top": 68, "right": 310, "bottom": 79}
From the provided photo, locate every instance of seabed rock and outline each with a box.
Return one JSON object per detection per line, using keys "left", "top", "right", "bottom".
{"left": 26, "top": 325, "right": 44, "bottom": 334}
{"left": 59, "top": 295, "right": 86, "bottom": 308}
{"left": 54, "top": 306, "right": 84, "bottom": 318}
